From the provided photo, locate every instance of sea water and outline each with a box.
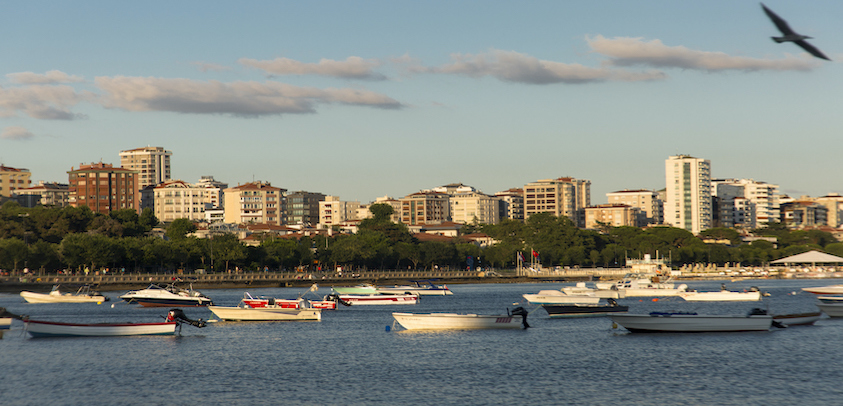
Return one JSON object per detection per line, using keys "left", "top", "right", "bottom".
{"left": 1, "top": 279, "right": 842, "bottom": 405}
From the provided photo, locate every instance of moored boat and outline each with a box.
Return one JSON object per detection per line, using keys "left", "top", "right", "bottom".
{"left": 241, "top": 292, "right": 337, "bottom": 310}
{"left": 679, "top": 290, "right": 762, "bottom": 302}
{"left": 330, "top": 284, "right": 379, "bottom": 295}
{"left": 772, "top": 312, "right": 822, "bottom": 326}
{"left": 392, "top": 307, "right": 529, "bottom": 330}
{"left": 815, "top": 296, "right": 843, "bottom": 317}
{"left": 25, "top": 320, "right": 177, "bottom": 337}
{"left": 522, "top": 290, "right": 600, "bottom": 305}
{"left": 338, "top": 292, "right": 419, "bottom": 305}
{"left": 377, "top": 280, "right": 453, "bottom": 296}
{"left": 560, "top": 282, "right": 625, "bottom": 299}
{"left": 20, "top": 285, "right": 109, "bottom": 304}
{"left": 542, "top": 298, "right": 629, "bottom": 318}
{"left": 802, "top": 285, "right": 843, "bottom": 295}
{"left": 0, "top": 317, "right": 11, "bottom": 330}
{"left": 120, "top": 283, "right": 213, "bottom": 307}
{"left": 609, "top": 309, "right": 773, "bottom": 333}
{"left": 208, "top": 304, "right": 321, "bottom": 321}
{"left": 596, "top": 273, "right": 687, "bottom": 297}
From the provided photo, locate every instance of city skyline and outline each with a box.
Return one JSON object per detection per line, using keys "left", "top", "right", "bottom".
{"left": 2, "top": 1, "right": 841, "bottom": 203}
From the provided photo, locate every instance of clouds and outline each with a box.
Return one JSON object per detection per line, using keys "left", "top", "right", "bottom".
{"left": 1, "top": 126, "right": 34, "bottom": 140}
{"left": 6, "top": 70, "right": 84, "bottom": 84}
{"left": 239, "top": 56, "right": 386, "bottom": 80}
{"left": 417, "top": 49, "right": 665, "bottom": 84}
{"left": 95, "top": 76, "right": 402, "bottom": 116}
{"left": 587, "top": 35, "right": 820, "bottom": 72}
{"left": 0, "top": 84, "right": 87, "bottom": 120}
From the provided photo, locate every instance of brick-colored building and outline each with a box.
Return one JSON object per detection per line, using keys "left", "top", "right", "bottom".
{"left": 68, "top": 162, "right": 139, "bottom": 214}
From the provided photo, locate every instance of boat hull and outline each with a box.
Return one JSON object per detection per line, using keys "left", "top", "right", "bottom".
{"left": 339, "top": 293, "right": 419, "bottom": 305}
{"left": 0, "top": 317, "right": 11, "bottom": 330}
{"left": 610, "top": 313, "right": 773, "bottom": 333}
{"left": 772, "top": 312, "right": 822, "bottom": 326}
{"left": 542, "top": 303, "right": 629, "bottom": 318}
{"left": 522, "top": 291, "right": 600, "bottom": 305}
{"left": 392, "top": 313, "right": 523, "bottom": 330}
{"left": 802, "top": 285, "right": 843, "bottom": 295}
{"left": 377, "top": 287, "right": 453, "bottom": 296}
{"left": 20, "top": 291, "right": 108, "bottom": 304}
{"left": 208, "top": 306, "right": 321, "bottom": 321}
{"left": 121, "top": 298, "right": 212, "bottom": 307}
{"left": 679, "top": 291, "right": 762, "bottom": 302}
{"left": 816, "top": 297, "right": 843, "bottom": 317}
{"left": 24, "top": 320, "right": 176, "bottom": 337}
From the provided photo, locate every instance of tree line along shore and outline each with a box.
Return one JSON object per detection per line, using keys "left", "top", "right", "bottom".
{"left": 0, "top": 201, "right": 839, "bottom": 278}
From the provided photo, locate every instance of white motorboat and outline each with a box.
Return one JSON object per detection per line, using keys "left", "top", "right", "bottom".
{"left": 0, "top": 317, "right": 11, "bottom": 330}
{"left": 20, "top": 285, "right": 109, "bottom": 304}
{"left": 802, "top": 285, "right": 843, "bottom": 295}
{"left": 338, "top": 292, "right": 419, "bottom": 305}
{"left": 596, "top": 273, "right": 687, "bottom": 297}
{"left": 392, "top": 307, "right": 529, "bottom": 330}
{"left": 815, "top": 296, "right": 843, "bottom": 317}
{"left": 377, "top": 280, "right": 453, "bottom": 296}
{"left": 522, "top": 290, "right": 600, "bottom": 305}
{"left": 679, "top": 290, "right": 762, "bottom": 302}
{"left": 330, "top": 284, "right": 379, "bottom": 295}
{"left": 25, "top": 320, "right": 177, "bottom": 337}
{"left": 208, "top": 304, "right": 321, "bottom": 321}
{"left": 609, "top": 309, "right": 774, "bottom": 333}
{"left": 560, "top": 282, "right": 625, "bottom": 299}
{"left": 772, "top": 312, "right": 822, "bottom": 326}
{"left": 120, "top": 283, "right": 213, "bottom": 307}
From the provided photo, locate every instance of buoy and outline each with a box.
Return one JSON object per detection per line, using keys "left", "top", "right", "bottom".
{"left": 385, "top": 325, "right": 391, "bottom": 332}
{"left": 110, "top": 303, "right": 116, "bottom": 308}
{"left": 97, "top": 302, "right": 102, "bottom": 305}
{"left": 652, "top": 298, "right": 659, "bottom": 302}
{"left": 612, "top": 322, "right": 618, "bottom": 329}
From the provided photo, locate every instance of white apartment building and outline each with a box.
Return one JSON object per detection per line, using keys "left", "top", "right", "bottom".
{"left": 195, "top": 176, "right": 228, "bottom": 209}
{"left": 712, "top": 178, "right": 779, "bottom": 228}
{"left": 449, "top": 191, "right": 501, "bottom": 225}
{"left": 223, "top": 181, "right": 285, "bottom": 225}
{"left": 150, "top": 180, "right": 211, "bottom": 222}
{"left": 119, "top": 146, "right": 172, "bottom": 190}
{"left": 319, "top": 196, "right": 362, "bottom": 229}
{"left": 495, "top": 188, "right": 524, "bottom": 221}
{"left": 605, "top": 189, "right": 663, "bottom": 225}
{"left": 584, "top": 204, "right": 641, "bottom": 229}
{"left": 814, "top": 194, "right": 843, "bottom": 227}
{"left": 665, "top": 155, "right": 711, "bottom": 235}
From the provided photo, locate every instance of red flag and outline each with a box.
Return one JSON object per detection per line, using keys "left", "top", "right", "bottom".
{"left": 531, "top": 249, "right": 538, "bottom": 258}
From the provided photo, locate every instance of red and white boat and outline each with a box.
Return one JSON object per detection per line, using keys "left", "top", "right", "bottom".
{"left": 337, "top": 292, "right": 419, "bottom": 305}
{"left": 241, "top": 292, "right": 337, "bottom": 310}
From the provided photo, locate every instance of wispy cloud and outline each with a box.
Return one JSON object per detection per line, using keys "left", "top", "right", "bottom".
{"left": 0, "top": 126, "right": 35, "bottom": 140}
{"left": 7, "top": 70, "right": 84, "bottom": 84}
{"left": 191, "top": 62, "right": 233, "bottom": 73}
{"left": 0, "top": 84, "right": 86, "bottom": 120}
{"left": 587, "top": 35, "right": 820, "bottom": 71}
{"left": 239, "top": 56, "right": 387, "bottom": 80}
{"left": 94, "top": 76, "right": 403, "bottom": 116}
{"left": 413, "top": 49, "right": 665, "bottom": 84}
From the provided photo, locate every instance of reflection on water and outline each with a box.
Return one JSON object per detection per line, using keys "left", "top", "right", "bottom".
{"left": 0, "top": 279, "right": 842, "bottom": 405}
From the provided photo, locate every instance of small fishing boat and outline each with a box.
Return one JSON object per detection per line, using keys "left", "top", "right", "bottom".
{"left": 20, "top": 285, "right": 109, "bottom": 304}
{"left": 377, "top": 280, "right": 453, "bottom": 296}
{"left": 208, "top": 302, "right": 321, "bottom": 321}
{"left": 522, "top": 290, "right": 600, "bottom": 305}
{"left": 679, "top": 290, "right": 762, "bottom": 302}
{"left": 22, "top": 309, "right": 205, "bottom": 338}
{"left": 241, "top": 290, "right": 337, "bottom": 310}
{"left": 802, "top": 285, "right": 843, "bottom": 295}
{"left": 609, "top": 309, "right": 773, "bottom": 333}
{"left": 330, "top": 284, "right": 379, "bottom": 295}
{"left": 772, "top": 312, "right": 822, "bottom": 326}
{"left": 542, "top": 298, "right": 629, "bottom": 318}
{"left": 392, "top": 307, "right": 529, "bottom": 330}
{"left": 595, "top": 273, "right": 688, "bottom": 297}
{"left": 120, "top": 283, "right": 213, "bottom": 307}
{"left": 337, "top": 292, "right": 419, "bottom": 305}
{"left": 560, "top": 282, "right": 625, "bottom": 299}
{"left": 815, "top": 296, "right": 843, "bottom": 317}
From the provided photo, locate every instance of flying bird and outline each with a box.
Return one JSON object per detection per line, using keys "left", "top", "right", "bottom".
{"left": 761, "top": 3, "right": 831, "bottom": 61}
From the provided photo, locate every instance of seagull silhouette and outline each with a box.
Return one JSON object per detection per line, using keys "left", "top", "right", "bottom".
{"left": 761, "top": 3, "right": 830, "bottom": 61}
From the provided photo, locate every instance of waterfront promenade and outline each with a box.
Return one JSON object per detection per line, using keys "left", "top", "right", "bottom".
{"left": 2, "top": 264, "right": 839, "bottom": 293}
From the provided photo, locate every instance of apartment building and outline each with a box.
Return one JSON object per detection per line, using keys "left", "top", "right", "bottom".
{"left": 285, "top": 191, "right": 325, "bottom": 226}
{"left": 119, "top": 146, "right": 172, "bottom": 190}
{"left": 149, "top": 180, "right": 216, "bottom": 222}
{"left": 584, "top": 204, "right": 641, "bottom": 229}
{"left": 68, "top": 162, "right": 139, "bottom": 214}
{"left": 781, "top": 200, "right": 828, "bottom": 228}
{"left": 449, "top": 190, "right": 501, "bottom": 225}
{"left": 195, "top": 176, "right": 228, "bottom": 209}
{"left": 223, "top": 181, "right": 285, "bottom": 225}
{"left": 665, "top": 155, "right": 711, "bottom": 235}
{"left": 712, "top": 178, "right": 779, "bottom": 228}
{"left": 0, "top": 165, "right": 32, "bottom": 197}
{"left": 495, "top": 188, "right": 525, "bottom": 221}
{"left": 16, "top": 181, "right": 70, "bottom": 207}
{"left": 399, "top": 191, "right": 450, "bottom": 226}
{"left": 813, "top": 194, "right": 843, "bottom": 227}
{"left": 523, "top": 177, "right": 591, "bottom": 227}
{"left": 605, "top": 189, "right": 663, "bottom": 225}
{"left": 318, "top": 196, "right": 362, "bottom": 229}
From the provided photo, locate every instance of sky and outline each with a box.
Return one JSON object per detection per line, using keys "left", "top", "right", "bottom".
{"left": 2, "top": 1, "right": 842, "bottom": 204}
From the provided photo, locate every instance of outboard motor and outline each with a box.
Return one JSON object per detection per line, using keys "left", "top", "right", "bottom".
{"left": 167, "top": 309, "right": 206, "bottom": 328}
{"left": 0, "top": 307, "right": 27, "bottom": 321}
{"left": 510, "top": 306, "right": 530, "bottom": 329}
{"left": 324, "top": 294, "right": 352, "bottom": 307}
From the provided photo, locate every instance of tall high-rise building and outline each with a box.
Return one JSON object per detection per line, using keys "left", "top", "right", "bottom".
{"left": 665, "top": 155, "right": 711, "bottom": 235}
{"left": 523, "top": 177, "right": 591, "bottom": 227}
{"left": 68, "top": 162, "right": 139, "bottom": 214}
{"left": 0, "top": 165, "right": 32, "bottom": 197}
{"left": 119, "top": 146, "right": 172, "bottom": 190}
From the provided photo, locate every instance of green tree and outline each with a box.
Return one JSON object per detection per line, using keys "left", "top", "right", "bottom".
{"left": 166, "top": 218, "right": 197, "bottom": 241}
